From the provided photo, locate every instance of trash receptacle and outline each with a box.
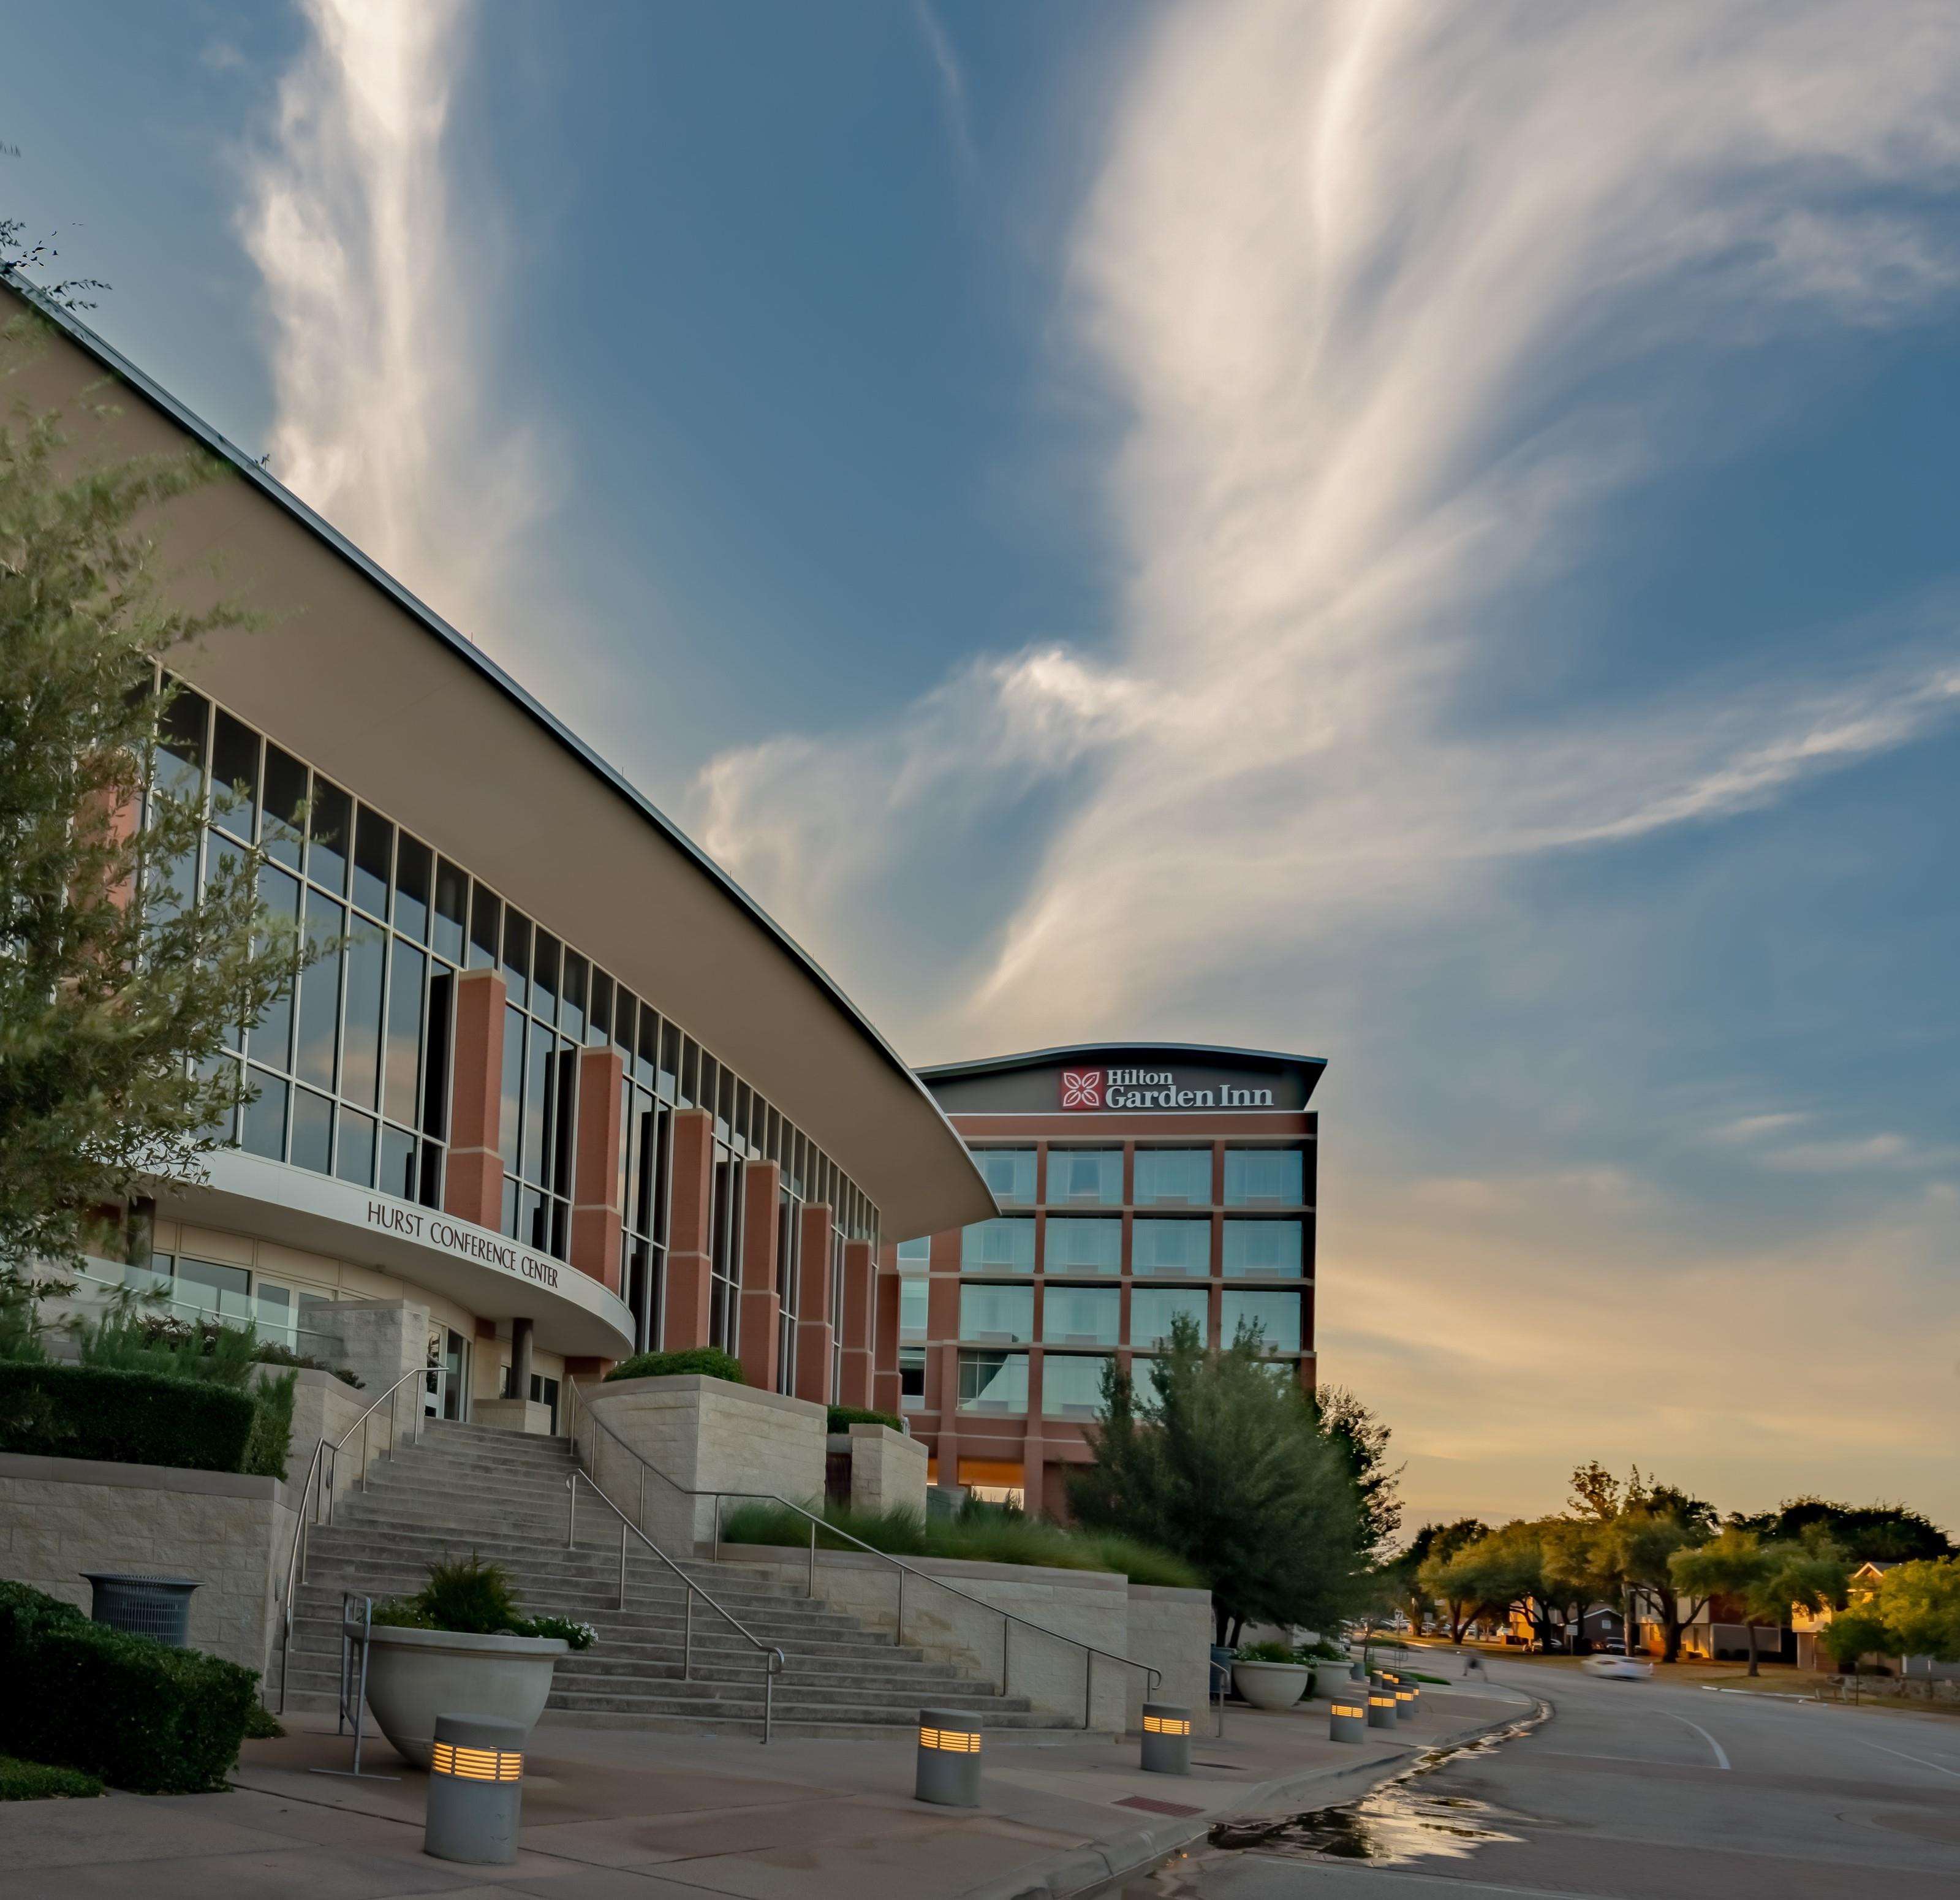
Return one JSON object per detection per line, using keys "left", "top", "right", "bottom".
{"left": 80, "top": 1572, "right": 199, "bottom": 1646}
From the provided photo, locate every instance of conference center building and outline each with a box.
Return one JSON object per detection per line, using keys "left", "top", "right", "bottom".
{"left": 879, "top": 1044, "right": 1325, "bottom": 1518}
{"left": 5, "top": 278, "right": 993, "bottom": 1423}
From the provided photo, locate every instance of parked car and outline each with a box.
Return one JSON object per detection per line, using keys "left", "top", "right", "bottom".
{"left": 1583, "top": 1654, "right": 1654, "bottom": 1681}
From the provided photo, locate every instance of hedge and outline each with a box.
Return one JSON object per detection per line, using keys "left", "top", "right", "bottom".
{"left": 605, "top": 1347, "right": 745, "bottom": 1385}
{"left": 0, "top": 1581, "right": 257, "bottom": 1793}
{"left": 0, "top": 1756, "right": 102, "bottom": 1800}
{"left": 0, "top": 1361, "right": 257, "bottom": 1472}
{"left": 827, "top": 1405, "right": 903, "bottom": 1434}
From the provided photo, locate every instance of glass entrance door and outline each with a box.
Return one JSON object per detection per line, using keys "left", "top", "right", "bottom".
{"left": 424, "top": 1325, "right": 467, "bottom": 1420}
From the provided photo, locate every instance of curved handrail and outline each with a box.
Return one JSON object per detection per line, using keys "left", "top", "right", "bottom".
{"left": 566, "top": 1466, "right": 786, "bottom": 1743}
{"left": 564, "top": 1380, "right": 1162, "bottom": 1728}
{"left": 274, "top": 1363, "right": 428, "bottom": 1713}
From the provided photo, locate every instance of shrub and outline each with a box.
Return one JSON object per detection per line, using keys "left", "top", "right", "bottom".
{"left": 0, "top": 1756, "right": 102, "bottom": 1800}
{"left": 827, "top": 1405, "right": 903, "bottom": 1434}
{"left": 0, "top": 1579, "right": 257, "bottom": 1793}
{"left": 605, "top": 1347, "right": 745, "bottom": 1385}
{"left": 0, "top": 1361, "right": 255, "bottom": 1471}
{"left": 513, "top": 1614, "right": 597, "bottom": 1651}
{"left": 1235, "top": 1641, "right": 1297, "bottom": 1663}
{"left": 242, "top": 1703, "right": 284, "bottom": 1739}
{"left": 243, "top": 1368, "right": 297, "bottom": 1480}
{"left": 373, "top": 1555, "right": 597, "bottom": 1650}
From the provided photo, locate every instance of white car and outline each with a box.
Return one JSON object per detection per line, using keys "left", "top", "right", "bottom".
{"left": 1583, "top": 1654, "right": 1655, "bottom": 1680}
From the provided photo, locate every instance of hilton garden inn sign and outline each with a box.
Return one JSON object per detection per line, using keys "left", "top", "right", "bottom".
{"left": 1059, "top": 1067, "right": 1276, "bottom": 1111}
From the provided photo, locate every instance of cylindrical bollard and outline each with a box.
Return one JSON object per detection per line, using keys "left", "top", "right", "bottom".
{"left": 425, "top": 1713, "right": 524, "bottom": 1866}
{"left": 1366, "top": 1686, "right": 1399, "bottom": 1730}
{"left": 916, "top": 1708, "right": 982, "bottom": 1807}
{"left": 1328, "top": 1694, "right": 1368, "bottom": 1744}
{"left": 1394, "top": 1681, "right": 1417, "bottom": 1721}
{"left": 1140, "top": 1703, "right": 1192, "bottom": 1776}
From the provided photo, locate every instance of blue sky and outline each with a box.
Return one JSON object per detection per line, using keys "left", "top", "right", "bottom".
{"left": 6, "top": 0, "right": 1958, "bottom": 1531}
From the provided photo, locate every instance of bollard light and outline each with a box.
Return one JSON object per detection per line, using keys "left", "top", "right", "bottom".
{"left": 1140, "top": 1703, "right": 1192, "bottom": 1776}
{"left": 1394, "top": 1682, "right": 1417, "bottom": 1722}
{"left": 916, "top": 1707, "right": 982, "bottom": 1807}
{"left": 1366, "top": 1689, "right": 1398, "bottom": 1730}
{"left": 424, "top": 1713, "right": 524, "bottom": 1866}
{"left": 1328, "top": 1697, "right": 1367, "bottom": 1744}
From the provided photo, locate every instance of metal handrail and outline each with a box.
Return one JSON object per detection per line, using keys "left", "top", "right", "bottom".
{"left": 274, "top": 1363, "right": 428, "bottom": 1712}
{"left": 564, "top": 1379, "right": 1162, "bottom": 1730}
{"left": 566, "top": 1466, "right": 785, "bottom": 1743}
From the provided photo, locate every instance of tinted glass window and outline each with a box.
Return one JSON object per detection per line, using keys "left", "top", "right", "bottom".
{"left": 393, "top": 835, "right": 431, "bottom": 944}
{"left": 1222, "top": 1220, "right": 1303, "bottom": 1275}
{"left": 209, "top": 711, "right": 259, "bottom": 839}
{"left": 337, "top": 1107, "right": 376, "bottom": 1186}
{"left": 468, "top": 883, "right": 500, "bottom": 970}
{"left": 1134, "top": 1149, "right": 1211, "bottom": 1205}
{"left": 308, "top": 779, "right": 352, "bottom": 895}
{"left": 1042, "top": 1354, "right": 1110, "bottom": 1417}
{"left": 262, "top": 746, "right": 306, "bottom": 869}
{"left": 1132, "top": 1218, "right": 1210, "bottom": 1275}
{"left": 960, "top": 1284, "right": 1034, "bottom": 1342}
{"left": 1042, "top": 1217, "right": 1121, "bottom": 1274}
{"left": 294, "top": 891, "right": 344, "bottom": 1091}
{"left": 290, "top": 1089, "right": 333, "bottom": 1175}
{"left": 957, "top": 1350, "right": 1027, "bottom": 1412}
{"left": 1224, "top": 1150, "right": 1304, "bottom": 1206}
{"left": 153, "top": 686, "right": 208, "bottom": 804}
{"left": 974, "top": 1149, "right": 1035, "bottom": 1204}
{"left": 960, "top": 1219, "right": 1035, "bottom": 1272}
{"left": 1131, "top": 1287, "right": 1208, "bottom": 1347}
{"left": 1222, "top": 1290, "right": 1301, "bottom": 1352}
{"left": 1042, "top": 1286, "right": 1118, "bottom": 1346}
{"left": 341, "top": 926, "right": 385, "bottom": 1110}
{"left": 899, "top": 1277, "right": 929, "bottom": 1336}
{"left": 1046, "top": 1149, "right": 1122, "bottom": 1206}
{"left": 352, "top": 808, "right": 393, "bottom": 918}
{"left": 384, "top": 941, "right": 425, "bottom": 1127}
{"left": 895, "top": 1235, "right": 931, "bottom": 1265}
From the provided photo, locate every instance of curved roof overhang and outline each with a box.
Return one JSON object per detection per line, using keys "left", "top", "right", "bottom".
{"left": 2, "top": 275, "right": 991, "bottom": 1243}
{"left": 919, "top": 1042, "right": 1328, "bottom": 1104}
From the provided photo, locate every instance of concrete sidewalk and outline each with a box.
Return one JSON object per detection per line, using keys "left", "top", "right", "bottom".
{"left": 0, "top": 1683, "right": 1527, "bottom": 1900}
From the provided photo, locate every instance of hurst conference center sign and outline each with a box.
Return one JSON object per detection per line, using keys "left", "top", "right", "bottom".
{"left": 1060, "top": 1067, "right": 1276, "bottom": 1111}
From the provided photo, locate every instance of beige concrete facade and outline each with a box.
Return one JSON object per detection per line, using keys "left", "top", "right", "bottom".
{"left": 844, "top": 1422, "right": 928, "bottom": 1518}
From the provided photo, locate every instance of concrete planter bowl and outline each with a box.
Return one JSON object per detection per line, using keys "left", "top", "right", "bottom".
{"left": 1307, "top": 1661, "right": 1349, "bottom": 1700}
{"left": 363, "top": 1626, "right": 568, "bottom": 1768}
{"left": 1232, "top": 1659, "right": 1312, "bottom": 1710}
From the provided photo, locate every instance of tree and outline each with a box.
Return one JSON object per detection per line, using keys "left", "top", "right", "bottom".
{"left": 0, "top": 316, "right": 301, "bottom": 1293}
{"left": 1818, "top": 1611, "right": 1890, "bottom": 1676}
{"left": 1670, "top": 1531, "right": 1845, "bottom": 1677}
{"left": 1730, "top": 1499, "right": 1953, "bottom": 1564}
{"left": 1311, "top": 1384, "right": 1404, "bottom": 1564}
{"left": 1401, "top": 1517, "right": 1489, "bottom": 1638}
{"left": 1070, "top": 1315, "right": 1372, "bottom": 1643}
{"left": 1429, "top": 1521, "right": 1565, "bottom": 1649}
{"left": 1603, "top": 1507, "right": 1714, "bottom": 1662}
{"left": 2, "top": 154, "right": 110, "bottom": 311}
{"left": 1872, "top": 1561, "right": 1960, "bottom": 1667}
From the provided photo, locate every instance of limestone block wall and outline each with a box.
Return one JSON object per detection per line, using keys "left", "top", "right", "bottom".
{"left": 578, "top": 1375, "right": 827, "bottom": 1553}
{"left": 309, "top": 1297, "right": 430, "bottom": 1413}
{"left": 0, "top": 1453, "right": 293, "bottom": 1686}
{"left": 846, "top": 1423, "right": 927, "bottom": 1518}
{"left": 1124, "top": 1584, "right": 1214, "bottom": 1726}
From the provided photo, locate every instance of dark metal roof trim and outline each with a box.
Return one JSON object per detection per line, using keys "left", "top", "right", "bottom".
{"left": 918, "top": 1042, "right": 1327, "bottom": 1104}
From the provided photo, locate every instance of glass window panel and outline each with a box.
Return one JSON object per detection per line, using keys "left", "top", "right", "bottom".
{"left": 208, "top": 711, "right": 259, "bottom": 840}
{"left": 1134, "top": 1149, "right": 1212, "bottom": 1206}
{"left": 1042, "top": 1285, "right": 1119, "bottom": 1346}
{"left": 1130, "top": 1287, "right": 1208, "bottom": 1349}
{"left": 1131, "top": 1217, "right": 1211, "bottom": 1276}
{"left": 380, "top": 1124, "right": 417, "bottom": 1201}
{"left": 974, "top": 1149, "right": 1035, "bottom": 1205}
{"left": 1224, "top": 1150, "right": 1304, "bottom": 1206}
{"left": 551, "top": 1035, "right": 578, "bottom": 1196}
{"left": 1046, "top": 1149, "right": 1122, "bottom": 1206}
{"left": 659, "top": 1022, "right": 681, "bottom": 1101}
{"left": 500, "top": 908, "right": 530, "bottom": 1010}
{"left": 632, "top": 1003, "right": 656, "bottom": 1088}
{"left": 895, "top": 1235, "right": 931, "bottom": 1265}
{"left": 1042, "top": 1354, "right": 1110, "bottom": 1418}
{"left": 241, "top": 1070, "right": 287, "bottom": 1161}
{"left": 1133, "top": 1356, "right": 1168, "bottom": 1409}
{"left": 959, "top": 1218, "right": 1035, "bottom": 1273}
{"left": 262, "top": 746, "right": 306, "bottom": 870}
{"left": 467, "top": 882, "right": 499, "bottom": 971}
{"left": 589, "top": 970, "right": 613, "bottom": 1050}
{"left": 383, "top": 941, "right": 425, "bottom": 1129}
{"left": 255, "top": 1281, "right": 296, "bottom": 1350}
{"left": 899, "top": 1346, "right": 926, "bottom": 1408}
{"left": 337, "top": 1108, "right": 376, "bottom": 1187}
{"left": 499, "top": 1005, "right": 524, "bottom": 1171}
{"left": 523, "top": 1020, "right": 552, "bottom": 1186}
{"left": 250, "top": 863, "right": 301, "bottom": 1074}
{"left": 1222, "top": 1220, "right": 1303, "bottom": 1276}
{"left": 519, "top": 1186, "right": 547, "bottom": 1251}
{"left": 956, "top": 1350, "right": 1027, "bottom": 1413}
{"left": 422, "top": 971, "right": 452, "bottom": 1138}
{"left": 560, "top": 952, "right": 587, "bottom": 1043}
{"left": 532, "top": 931, "right": 561, "bottom": 1025}
{"left": 960, "top": 1284, "right": 1034, "bottom": 1344}
{"left": 152, "top": 684, "right": 208, "bottom": 804}
{"left": 352, "top": 808, "right": 393, "bottom": 918}
{"left": 341, "top": 924, "right": 385, "bottom": 1110}
{"left": 175, "top": 1256, "right": 251, "bottom": 1319}
{"left": 1222, "top": 1290, "right": 1301, "bottom": 1353}
{"left": 393, "top": 835, "right": 431, "bottom": 944}
{"left": 290, "top": 1088, "right": 333, "bottom": 1175}
{"left": 899, "top": 1277, "right": 929, "bottom": 1337}
{"left": 418, "top": 1140, "right": 444, "bottom": 1209}
{"left": 432, "top": 858, "right": 467, "bottom": 963}
{"left": 294, "top": 893, "right": 344, "bottom": 1091}
{"left": 308, "top": 779, "right": 352, "bottom": 895}
{"left": 1042, "top": 1217, "right": 1121, "bottom": 1274}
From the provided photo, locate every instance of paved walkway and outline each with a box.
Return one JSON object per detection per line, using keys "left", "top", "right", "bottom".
{"left": 0, "top": 1684, "right": 1525, "bottom": 1900}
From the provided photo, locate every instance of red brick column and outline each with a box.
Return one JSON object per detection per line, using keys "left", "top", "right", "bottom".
{"left": 838, "top": 1238, "right": 875, "bottom": 1409}
{"left": 444, "top": 968, "right": 507, "bottom": 1231}
{"left": 871, "top": 1266, "right": 902, "bottom": 1416}
{"left": 569, "top": 1046, "right": 624, "bottom": 1291}
{"left": 738, "top": 1161, "right": 782, "bottom": 1391}
{"left": 660, "top": 1108, "right": 715, "bottom": 1350}
{"left": 793, "top": 1202, "right": 834, "bottom": 1406}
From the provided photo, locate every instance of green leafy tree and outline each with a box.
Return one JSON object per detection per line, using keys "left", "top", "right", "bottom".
{"left": 1872, "top": 1560, "right": 1960, "bottom": 1665}
{"left": 1070, "top": 1315, "right": 1370, "bottom": 1643}
{"left": 1670, "top": 1530, "right": 1845, "bottom": 1676}
{"left": 1730, "top": 1498, "right": 1953, "bottom": 1564}
{"left": 1401, "top": 1517, "right": 1489, "bottom": 1637}
{"left": 0, "top": 316, "right": 303, "bottom": 1305}
{"left": 1818, "top": 1610, "right": 1890, "bottom": 1675}
{"left": 1311, "top": 1384, "right": 1404, "bottom": 1563}
{"left": 1602, "top": 1507, "right": 1714, "bottom": 1662}
{"left": 1429, "top": 1520, "right": 1564, "bottom": 1648}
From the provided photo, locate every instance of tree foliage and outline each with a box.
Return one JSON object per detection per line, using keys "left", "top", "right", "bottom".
{"left": 1871, "top": 1561, "right": 1960, "bottom": 1665}
{"left": 1730, "top": 1498, "right": 1953, "bottom": 1564}
{"left": 0, "top": 319, "right": 300, "bottom": 1289}
{"left": 1669, "top": 1529, "right": 1846, "bottom": 1676}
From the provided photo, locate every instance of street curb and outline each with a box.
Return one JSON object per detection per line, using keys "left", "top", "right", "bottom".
{"left": 956, "top": 1698, "right": 1546, "bottom": 1900}
{"left": 1701, "top": 1686, "right": 1818, "bottom": 1703}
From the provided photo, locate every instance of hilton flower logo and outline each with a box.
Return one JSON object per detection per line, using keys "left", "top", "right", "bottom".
{"left": 1060, "top": 1069, "right": 1104, "bottom": 1110}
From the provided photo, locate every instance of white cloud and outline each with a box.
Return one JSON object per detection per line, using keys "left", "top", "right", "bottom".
{"left": 238, "top": 0, "right": 552, "bottom": 643}
{"left": 911, "top": 1, "right": 978, "bottom": 182}
{"left": 1763, "top": 1133, "right": 1958, "bottom": 1173}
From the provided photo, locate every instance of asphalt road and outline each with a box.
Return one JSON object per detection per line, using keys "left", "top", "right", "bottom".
{"left": 1150, "top": 1658, "right": 1960, "bottom": 1900}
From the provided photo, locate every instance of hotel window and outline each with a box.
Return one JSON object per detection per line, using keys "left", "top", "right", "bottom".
{"left": 961, "top": 1218, "right": 1035, "bottom": 1273}
{"left": 1224, "top": 1149, "right": 1304, "bottom": 1207}
{"left": 1130, "top": 1286, "right": 1208, "bottom": 1349}
{"left": 899, "top": 1346, "right": 926, "bottom": 1410}
{"left": 1222, "top": 1219, "right": 1303, "bottom": 1277}
{"left": 973, "top": 1149, "right": 1035, "bottom": 1206}
{"left": 1042, "top": 1285, "right": 1118, "bottom": 1347}
{"left": 1131, "top": 1217, "right": 1210, "bottom": 1276}
{"left": 957, "top": 1349, "right": 1029, "bottom": 1413}
{"left": 1045, "top": 1149, "right": 1122, "bottom": 1207}
{"left": 1133, "top": 1149, "right": 1211, "bottom": 1207}
{"left": 1222, "top": 1290, "right": 1301, "bottom": 1353}
{"left": 1042, "top": 1353, "right": 1110, "bottom": 1419}
{"left": 1042, "top": 1217, "right": 1121, "bottom": 1276}
{"left": 895, "top": 1235, "right": 931, "bottom": 1268}
{"left": 961, "top": 1284, "right": 1034, "bottom": 1344}
{"left": 1132, "top": 1355, "right": 1168, "bottom": 1409}
{"left": 899, "top": 1276, "right": 929, "bottom": 1339}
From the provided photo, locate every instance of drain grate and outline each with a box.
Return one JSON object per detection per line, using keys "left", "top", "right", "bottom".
{"left": 1117, "top": 1796, "right": 1206, "bottom": 1817}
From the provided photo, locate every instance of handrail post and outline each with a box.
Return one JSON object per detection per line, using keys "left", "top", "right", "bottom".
{"left": 896, "top": 1566, "right": 904, "bottom": 1647}
{"left": 808, "top": 1513, "right": 816, "bottom": 1599}
{"left": 713, "top": 1493, "right": 723, "bottom": 1564}
{"left": 619, "top": 1519, "right": 628, "bottom": 1611}
{"left": 763, "top": 1650, "right": 773, "bottom": 1745}
{"left": 1002, "top": 1618, "right": 1010, "bottom": 1697}
{"left": 567, "top": 1474, "right": 577, "bottom": 1550}
{"left": 1084, "top": 1648, "right": 1092, "bottom": 1730}
{"left": 684, "top": 1591, "right": 694, "bottom": 1681}
{"left": 639, "top": 1464, "right": 645, "bottom": 1536}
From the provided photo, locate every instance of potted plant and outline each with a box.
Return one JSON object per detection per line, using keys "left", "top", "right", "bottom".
{"left": 1296, "top": 1638, "right": 1351, "bottom": 1700}
{"left": 363, "top": 1554, "right": 594, "bottom": 1768}
{"left": 1230, "top": 1641, "right": 1312, "bottom": 1710}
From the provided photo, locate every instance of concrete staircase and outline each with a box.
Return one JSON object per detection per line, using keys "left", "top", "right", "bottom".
{"left": 282, "top": 1419, "right": 1060, "bottom": 1736}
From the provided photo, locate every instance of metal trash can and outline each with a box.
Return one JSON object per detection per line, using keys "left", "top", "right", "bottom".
{"left": 1140, "top": 1703, "right": 1192, "bottom": 1776}
{"left": 80, "top": 1572, "right": 199, "bottom": 1646}
{"left": 1348, "top": 1658, "right": 1366, "bottom": 1682}
{"left": 1210, "top": 1645, "right": 1236, "bottom": 1700}
{"left": 1366, "top": 1686, "right": 1399, "bottom": 1730}
{"left": 916, "top": 1708, "right": 982, "bottom": 1807}
{"left": 425, "top": 1713, "right": 525, "bottom": 1865}
{"left": 1328, "top": 1694, "right": 1368, "bottom": 1743}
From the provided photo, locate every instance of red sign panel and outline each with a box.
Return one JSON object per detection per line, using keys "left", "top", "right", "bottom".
{"left": 1059, "top": 1069, "right": 1105, "bottom": 1110}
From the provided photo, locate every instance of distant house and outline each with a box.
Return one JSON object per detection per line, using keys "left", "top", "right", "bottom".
{"left": 1629, "top": 1588, "right": 1790, "bottom": 1663}
{"left": 1796, "top": 1561, "right": 1960, "bottom": 1679}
